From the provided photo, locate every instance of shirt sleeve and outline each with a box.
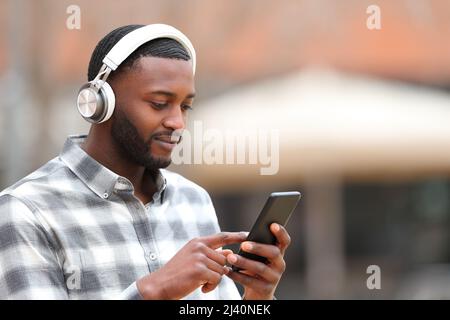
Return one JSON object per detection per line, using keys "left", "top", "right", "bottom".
{"left": 118, "top": 281, "right": 143, "bottom": 300}
{"left": 0, "top": 194, "right": 141, "bottom": 300}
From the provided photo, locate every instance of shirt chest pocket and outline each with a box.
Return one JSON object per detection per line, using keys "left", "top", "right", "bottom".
{"left": 64, "top": 249, "right": 138, "bottom": 295}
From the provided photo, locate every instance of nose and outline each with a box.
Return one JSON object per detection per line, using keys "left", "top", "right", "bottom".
{"left": 162, "top": 105, "right": 185, "bottom": 131}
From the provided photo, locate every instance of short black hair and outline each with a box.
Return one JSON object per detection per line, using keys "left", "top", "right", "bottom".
{"left": 87, "top": 24, "right": 191, "bottom": 81}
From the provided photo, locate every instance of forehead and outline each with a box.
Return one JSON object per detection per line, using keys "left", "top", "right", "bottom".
{"left": 129, "top": 56, "right": 194, "bottom": 87}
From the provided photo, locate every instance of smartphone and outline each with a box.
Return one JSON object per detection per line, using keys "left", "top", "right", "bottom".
{"left": 232, "top": 191, "right": 301, "bottom": 272}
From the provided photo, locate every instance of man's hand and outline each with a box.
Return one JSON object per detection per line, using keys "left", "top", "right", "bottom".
{"left": 136, "top": 232, "right": 248, "bottom": 299}
{"left": 225, "top": 223, "right": 291, "bottom": 300}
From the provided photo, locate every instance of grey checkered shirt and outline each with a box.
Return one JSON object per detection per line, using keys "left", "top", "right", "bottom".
{"left": 0, "top": 135, "right": 241, "bottom": 300}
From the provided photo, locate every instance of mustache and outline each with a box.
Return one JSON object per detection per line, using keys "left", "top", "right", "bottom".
{"left": 150, "top": 130, "right": 183, "bottom": 144}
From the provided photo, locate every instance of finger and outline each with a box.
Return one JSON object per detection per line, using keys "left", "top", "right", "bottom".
{"left": 226, "top": 269, "right": 267, "bottom": 292}
{"left": 234, "top": 268, "right": 257, "bottom": 277}
{"left": 270, "top": 223, "right": 291, "bottom": 254}
{"left": 225, "top": 266, "right": 257, "bottom": 278}
{"left": 202, "top": 232, "right": 248, "bottom": 249}
{"left": 240, "top": 241, "right": 281, "bottom": 261}
{"left": 240, "top": 241, "right": 286, "bottom": 273}
{"left": 227, "top": 254, "right": 278, "bottom": 283}
{"left": 201, "top": 271, "right": 222, "bottom": 293}
{"left": 205, "top": 247, "right": 229, "bottom": 266}
{"left": 204, "top": 256, "right": 229, "bottom": 276}
{"left": 217, "top": 249, "right": 234, "bottom": 258}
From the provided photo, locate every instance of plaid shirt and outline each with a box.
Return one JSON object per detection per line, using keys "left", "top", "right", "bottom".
{"left": 0, "top": 135, "right": 241, "bottom": 300}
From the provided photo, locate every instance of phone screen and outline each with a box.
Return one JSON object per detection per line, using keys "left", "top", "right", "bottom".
{"left": 233, "top": 191, "right": 301, "bottom": 271}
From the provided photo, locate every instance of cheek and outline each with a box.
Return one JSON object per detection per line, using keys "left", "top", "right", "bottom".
{"left": 125, "top": 103, "right": 161, "bottom": 135}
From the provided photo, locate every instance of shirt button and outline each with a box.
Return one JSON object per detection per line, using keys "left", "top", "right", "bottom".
{"left": 102, "top": 193, "right": 109, "bottom": 199}
{"left": 149, "top": 253, "right": 157, "bottom": 261}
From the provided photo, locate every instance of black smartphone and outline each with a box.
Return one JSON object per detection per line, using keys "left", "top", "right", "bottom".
{"left": 232, "top": 191, "right": 301, "bottom": 272}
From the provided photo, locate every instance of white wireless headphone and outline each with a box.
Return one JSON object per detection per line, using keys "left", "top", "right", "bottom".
{"left": 77, "top": 24, "right": 196, "bottom": 124}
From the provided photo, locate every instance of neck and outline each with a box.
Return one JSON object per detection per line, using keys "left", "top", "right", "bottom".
{"left": 81, "top": 126, "right": 158, "bottom": 199}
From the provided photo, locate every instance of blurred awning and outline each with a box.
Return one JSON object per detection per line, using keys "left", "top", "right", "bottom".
{"left": 172, "top": 69, "right": 450, "bottom": 191}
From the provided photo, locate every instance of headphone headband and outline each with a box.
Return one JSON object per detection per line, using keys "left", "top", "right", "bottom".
{"left": 102, "top": 24, "right": 196, "bottom": 74}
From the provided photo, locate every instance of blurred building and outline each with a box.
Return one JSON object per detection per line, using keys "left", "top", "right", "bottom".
{"left": 1, "top": 0, "right": 450, "bottom": 299}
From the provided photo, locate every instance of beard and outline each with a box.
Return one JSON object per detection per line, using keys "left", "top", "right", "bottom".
{"left": 111, "top": 109, "right": 172, "bottom": 172}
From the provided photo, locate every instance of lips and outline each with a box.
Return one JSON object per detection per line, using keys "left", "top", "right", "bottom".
{"left": 152, "top": 136, "right": 178, "bottom": 152}
{"left": 154, "top": 135, "right": 177, "bottom": 143}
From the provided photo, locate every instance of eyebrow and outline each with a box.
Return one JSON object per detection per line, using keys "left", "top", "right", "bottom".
{"left": 149, "top": 90, "right": 196, "bottom": 99}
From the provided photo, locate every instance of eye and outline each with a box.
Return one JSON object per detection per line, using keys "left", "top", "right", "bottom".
{"left": 182, "top": 105, "right": 193, "bottom": 111}
{"left": 150, "top": 102, "right": 168, "bottom": 110}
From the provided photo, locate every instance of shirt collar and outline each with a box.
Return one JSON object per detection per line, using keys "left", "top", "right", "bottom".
{"left": 60, "top": 134, "right": 167, "bottom": 203}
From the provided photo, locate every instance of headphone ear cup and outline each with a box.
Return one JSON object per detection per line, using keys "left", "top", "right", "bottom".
{"left": 77, "top": 83, "right": 103, "bottom": 123}
{"left": 97, "top": 81, "right": 115, "bottom": 123}
{"left": 76, "top": 81, "right": 115, "bottom": 124}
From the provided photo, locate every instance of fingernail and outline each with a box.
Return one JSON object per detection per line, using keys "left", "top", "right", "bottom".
{"left": 242, "top": 242, "right": 253, "bottom": 251}
{"left": 228, "top": 254, "right": 237, "bottom": 264}
{"left": 273, "top": 223, "right": 280, "bottom": 232}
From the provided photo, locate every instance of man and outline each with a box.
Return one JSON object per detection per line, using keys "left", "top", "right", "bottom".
{"left": 0, "top": 24, "right": 291, "bottom": 299}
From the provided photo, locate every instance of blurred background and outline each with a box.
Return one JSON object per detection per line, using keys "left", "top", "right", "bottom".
{"left": 1, "top": 0, "right": 450, "bottom": 299}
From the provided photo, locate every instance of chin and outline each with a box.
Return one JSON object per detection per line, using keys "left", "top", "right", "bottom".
{"left": 144, "top": 154, "right": 172, "bottom": 169}
{"left": 158, "top": 160, "right": 171, "bottom": 169}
